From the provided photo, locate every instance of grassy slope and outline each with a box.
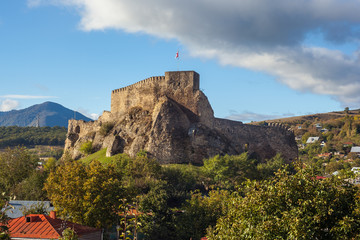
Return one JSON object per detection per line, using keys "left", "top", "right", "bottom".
{"left": 251, "top": 110, "right": 360, "bottom": 125}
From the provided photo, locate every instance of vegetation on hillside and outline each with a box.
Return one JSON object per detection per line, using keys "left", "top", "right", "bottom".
{"left": 0, "top": 126, "right": 66, "bottom": 148}
{"left": 4, "top": 110, "right": 360, "bottom": 240}
{"left": 257, "top": 113, "right": 360, "bottom": 176}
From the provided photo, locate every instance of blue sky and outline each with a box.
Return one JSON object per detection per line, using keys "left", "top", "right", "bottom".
{"left": 1, "top": 1, "right": 360, "bottom": 122}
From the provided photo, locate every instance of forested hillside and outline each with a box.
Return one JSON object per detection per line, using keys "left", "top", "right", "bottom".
{"left": 0, "top": 126, "right": 67, "bottom": 148}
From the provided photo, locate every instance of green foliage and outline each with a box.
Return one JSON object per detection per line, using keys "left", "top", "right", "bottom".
{"left": 256, "top": 153, "right": 289, "bottom": 179}
{"left": 20, "top": 202, "right": 48, "bottom": 215}
{"left": 0, "top": 147, "right": 38, "bottom": 195}
{"left": 44, "top": 157, "right": 57, "bottom": 172}
{"left": 59, "top": 228, "right": 79, "bottom": 240}
{"left": 176, "top": 189, "right": 230, "bottom": 240}
{"left": 99, "top": 122, "right": 114, "bottom": 136}
{"left": 13, "top": 170, "right": 48, "bottom": 200}
{"left": 0, "top": 126, "right": 66, "bottom": 148}
{"left": 0, "top": 194, "right": 11, "bottom": 240}
{"left": 345, "top": 107, "right": 350, "bottom": 114}
{"left": 80, "top": 141, "right": 93, "bottom": 155}
{"left": 207, "top": 165, "right": 360, "bottom": 240}
{"left": 162, "top": 164, "right": 203, "bottom": 206}
{"left": 139, "top": 181, "right": 176, "bottom": 240}
{"left": 45, "top": 160, "right": 124, "bottom": 228}
{"left": 201, "top": 153, "right": 257, "bottom": 189}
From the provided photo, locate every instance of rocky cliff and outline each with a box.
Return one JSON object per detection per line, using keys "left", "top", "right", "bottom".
{"left": 64, "top": 71, "right": 298, "bottom": 164}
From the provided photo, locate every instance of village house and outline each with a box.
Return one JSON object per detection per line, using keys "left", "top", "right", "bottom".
{"left": 350, "top": 146, "right": 360, "bottom": 156}
{"left": 306, "top": 137, "right": 320, "bottom": 144}
{"left": 7, "top": 211, "right": 102, "bottom": 240}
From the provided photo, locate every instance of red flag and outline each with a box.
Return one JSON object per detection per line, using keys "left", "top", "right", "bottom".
{"left": 175, "top": 51, "right": 179, "bottom": 59}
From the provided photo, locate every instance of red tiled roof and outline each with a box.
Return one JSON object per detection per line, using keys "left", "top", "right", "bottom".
{"left": 8, "top": 214, "right": 100, "bottom": 239}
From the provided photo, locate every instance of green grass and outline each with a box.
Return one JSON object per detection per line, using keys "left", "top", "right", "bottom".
{"left": 80, "top": 148, "right": 132, "bottom": 165}
{"left": 81, "top": 148, "right": 111, "bottom": 164}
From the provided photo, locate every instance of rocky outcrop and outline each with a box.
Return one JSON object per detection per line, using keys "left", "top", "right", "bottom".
{"left": 64, "top": 71, "right": 298, "bottom": 164}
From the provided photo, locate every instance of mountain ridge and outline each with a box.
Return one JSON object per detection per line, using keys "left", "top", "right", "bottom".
{"left": 0, "top": 101, "right": 92, "bottom": 127}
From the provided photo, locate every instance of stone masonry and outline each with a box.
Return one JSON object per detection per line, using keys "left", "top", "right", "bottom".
{"left": 64, "top": 71, "right": 298, "bottom": 164}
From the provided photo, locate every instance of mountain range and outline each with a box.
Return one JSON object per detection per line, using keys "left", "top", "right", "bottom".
{"left": 0, "top": 101, "right": 92, "bottom": 127}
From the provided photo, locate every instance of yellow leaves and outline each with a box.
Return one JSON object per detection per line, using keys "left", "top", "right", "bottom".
{"left": 44, "top": 160, "right": 124, "bottom": 228}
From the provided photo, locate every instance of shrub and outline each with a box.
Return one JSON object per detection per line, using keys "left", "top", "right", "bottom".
{"left": 80, "top": 141, "right": 93, "bottom": 155}
{"left": 99, "top": 122, "right": 114, "bottom": 136}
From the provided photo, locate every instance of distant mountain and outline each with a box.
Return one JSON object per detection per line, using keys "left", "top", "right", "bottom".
{"left": 0, "top": 101, "right": 92, "bottom": 127}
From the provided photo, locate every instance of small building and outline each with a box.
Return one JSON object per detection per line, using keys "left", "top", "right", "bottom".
{"left": 320, "top": 128, "right": 329, "bottom": 133}
{"left": 315, "top": 123, "right": 322, "bottom": 129}
{"left": 350, "top": 146, "right": 360, "bottom": 153}
{"left": 351, "top": 167, "right": 360, "bottom": 174}
{"left": 306, "top": 137, "right": 319, "bottom": 144}
{"left": 343, "top": 142, "right": 353, "bottom": 147}
{"left": 295, "top": 136, "right": 302, "bottom": 141}
{"left": 7, "top": 211, "right": 102, "bottom": 240}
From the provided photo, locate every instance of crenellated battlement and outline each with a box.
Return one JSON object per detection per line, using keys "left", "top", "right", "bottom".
{"left": 110, "top": 71, "right": 202, "bottom": 116}
{"left": 112, "top": 76, "right": 166, "bottom": 94}
{"left": 266, "top": 122, "right": 294, "bottom": 134}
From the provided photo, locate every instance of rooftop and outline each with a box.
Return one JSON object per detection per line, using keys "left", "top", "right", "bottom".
{"left": 8, "top": 212, "right": 100, "bottom": 239}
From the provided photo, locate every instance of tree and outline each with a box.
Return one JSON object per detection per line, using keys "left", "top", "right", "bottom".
{"left": 44, "top": 160, "right": 124, "bottom": 228}
{"left": 345, "top": 107, "right": 350, "bottom": 114}
{"left": 20, "top": 202, "right": 48, "bottom": 215}
{"left": 59, "top": 228, "right": 79, "bottom": 240}
{"left": 0, "top": 147, "right": 37, "bottom": 195}
{"left": 13, "top": 170, "right": 48, "bottom": 200}
{"left": 207, "top": 164, "right": 360, "bottom": 240}
{"left": 0, "top": 194, "right": 11, "bottom": 240}
{"left": 175, "top": 189, "right": 230, "bottom": 240}
{"left": 201, "top": 153, "right": 257, "bottom": 189}
{"left": 138, "top": 181, "right": 177, "bottom": 240}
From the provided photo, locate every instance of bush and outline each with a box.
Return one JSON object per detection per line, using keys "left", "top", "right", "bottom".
{"left": 99, "top": 122, "right": 114, "bottom": 136}
{"left": 80, "top": 141, "right": 93, "bottom": 155}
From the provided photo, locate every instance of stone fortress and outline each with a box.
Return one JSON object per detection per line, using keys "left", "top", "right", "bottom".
{"left": 65, "top": 71, "right": 298, "bottom": 164}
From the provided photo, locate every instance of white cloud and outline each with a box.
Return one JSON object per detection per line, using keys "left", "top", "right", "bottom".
{"left": 30, "top": 0, "right": 360, "bottom": 106}
{"left": 0, "top": 99, "right": 19, "bottom": 111}
{"left": 77, "top": 107, "right": 99, "bottom": 120}
{"left": 90, "top": 113, "right": 99, "bottom": 120}
{"left": 0, "top": 95, "right": 57, "bottom": 99}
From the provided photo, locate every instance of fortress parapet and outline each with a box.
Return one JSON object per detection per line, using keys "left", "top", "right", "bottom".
{"left": 112, "top": 76, "right": 166, "bottom": 94}
{"left": 111, "top": 71, "right": 202, "bottom": 116}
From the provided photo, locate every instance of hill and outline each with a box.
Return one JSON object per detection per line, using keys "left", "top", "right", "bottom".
{"left": 0, "top": 101, "right": 92, "bottom": 127}
{"left": 253, "top": 109, "right": 360, "bottom": 125}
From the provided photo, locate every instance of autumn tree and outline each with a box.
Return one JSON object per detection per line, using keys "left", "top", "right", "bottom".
{"left": 44, "top": 160, "right": 124, "bottom": 228}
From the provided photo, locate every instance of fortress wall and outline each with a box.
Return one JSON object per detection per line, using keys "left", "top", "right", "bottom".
{"left": 213, "top": 118, "right": 297, "bottom": 161}
{"left": 111, "top": 71, "right": 202, "bottom": 116}
{"left": 111, "top": 76, "right": 167, "bottom": 114}
{"left": 164, "top": 71, "right": 201, "bottom": 115}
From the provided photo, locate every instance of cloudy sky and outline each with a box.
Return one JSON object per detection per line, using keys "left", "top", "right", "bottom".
{"left": 1, "top": 0, "right": 360, "bottom": 122}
